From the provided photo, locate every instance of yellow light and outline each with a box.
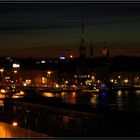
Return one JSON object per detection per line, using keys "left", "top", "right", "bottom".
{"left": 91, "top": 76, "right": 95, "bottom": 79}
{"left": 12, "top": 95, "right": 20, "bottom": 98}
{"left": 42, "top": 77, "right": 47, "bottom": 84}
{"left": 97, "top": 80, "right": 100, "bottom": 83}
{"left": 124, "top": 79, "right": 128, "bottom": 83}
{"left": 136, "top": 90, "right": 140, "bottom": 95}
{"left": 47, "top": 71, "right": 51, "bottom": 75}
{"left": 25, "top": 79, "right": 31, "bottom": 85}
{"left": 65, "top": 81, "right": 68, "bottom": 84}
{"left": 0, "top": 94, "right": 6, "bottom": 98}
{"left": 72, "top": 92, "right": 76, "bottom": 97}
{"left": 42, "top": 92, "right": 54, "bottom": 97}
{"left": 0, "top": 89, "right": 6, "bottom": 94}
{"left": 12, "top": 122, "right": 18, "bottom": 127}
{"left": 55, "top": 84, "right": 59, "bottom": 88}
{"left": 110, "top": 79, "right": 114, "bottom": 82}
{"left": 0, "top": 100, "right": 4, "bottom": 106}
{"left": 14, "top": 70, "right": 17, "bottom": 74}
{"left": 70, "top": 55, "right": 73, "bottom": 58}
{"left": 0, "top": 69, "right": 4, "bottom": 72}
{"left": 19, "top": 91, "right": 24, "bottom": 95}
{"left": 61, "top": 92, "right": 65, "bottom": 98}
{"left": 96, "top": 89, "right": 99, "bottom": 92}
{"left": 5, "top": 77, "right": 10, "bottom": 79}
{"left": 117, "top": 90, "right": 122, "bottom": 96}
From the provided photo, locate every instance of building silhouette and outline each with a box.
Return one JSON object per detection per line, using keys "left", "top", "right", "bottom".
{"left": 79, "top": 19, "right": 86, "bottom": 58}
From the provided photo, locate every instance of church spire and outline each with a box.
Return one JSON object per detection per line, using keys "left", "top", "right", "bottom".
{"left": 79, "top": 18, "right": 86, "bottom": 58}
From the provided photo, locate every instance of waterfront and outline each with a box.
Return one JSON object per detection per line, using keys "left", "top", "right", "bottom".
{"left": 30, "top": 89, "right": 140, "bottom": 113}
{"left": 0, "top": 89, "right": 140, "bottom": 137}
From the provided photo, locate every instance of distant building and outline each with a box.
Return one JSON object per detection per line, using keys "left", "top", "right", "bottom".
{"left": 109, "top": 71, "right": 140, "bottom": 87}
{"left": 79, "top": 19, "right": 86, "bottom": 58}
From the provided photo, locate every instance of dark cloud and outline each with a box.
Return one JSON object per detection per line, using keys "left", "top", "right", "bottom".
{"left": 0, "top": 2, "right": 140, "bottom": 58}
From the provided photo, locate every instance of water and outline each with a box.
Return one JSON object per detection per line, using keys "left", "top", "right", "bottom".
{"left": 41, "top": 89, "right": 140, "bottom": 113}
{"left": 0, "top": 89, "right": 140, "bottom": 137}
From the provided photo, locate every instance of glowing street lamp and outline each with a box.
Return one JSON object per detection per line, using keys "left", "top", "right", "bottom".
{"left": 14, "top": 70, "right": 18, "bottom": 74}
{"left": 0, "top": 69, "right": 4, "bottom": 73}
{"left": 12, "top": 121, "right": 18, "bottom": 127}
{"left": 118, "top": 76, "right": 121, "bottom": 79}
{"left": 124, "top": 79, "right": 128, "bottom": 83}
{"left": 47, "top": 71, "right": 53, "bottom": 86}
{"left": 47, "top": 71, "right": 52, "bottom": 75}
{"left": 0, "top": 69, "right": 4, "bottom": 82}
{"left": 70, "top": 55, "right": 73, "bottom": 58}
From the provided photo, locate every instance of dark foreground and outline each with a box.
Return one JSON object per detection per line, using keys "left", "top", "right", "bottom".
{"left": 0, "top": 93, "right": 140, "bottom": 137}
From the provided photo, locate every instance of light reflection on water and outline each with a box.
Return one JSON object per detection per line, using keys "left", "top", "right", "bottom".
{"left": 116, "top": 90, "right": 124, "bottom": 111}
{"left": 42, "top": 92, "right": 54, "bottom": 97}
{"left": 40, "top": 90, "right": 140, "bottom": 112}
{"left": 0, "top": 100, "right": 4, "bottom": 106}
{"left": 136, "top": 90, "right": 140, "bottom": 95}
{"left": 0, "top": 90, "right": 140, "bottom": 137}
{"left": 0, "top": 89, "right": 139, "bottom": 113}
{"left": 60, "top": 92, "right": 77, "bottom": 104}
{"left": 90, "top": 94, "right": 99, "bottom": 107}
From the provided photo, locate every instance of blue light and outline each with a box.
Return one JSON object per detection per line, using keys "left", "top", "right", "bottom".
{"left": 100, "top": 91, "right": 107, "bottom": 97}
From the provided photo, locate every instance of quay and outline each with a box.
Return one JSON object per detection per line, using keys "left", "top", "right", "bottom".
{"left": 0, "top": 121, "right": 49, "bottom": 138}
{"left": 1, "top": 96, "right": 140, "bottom": 137}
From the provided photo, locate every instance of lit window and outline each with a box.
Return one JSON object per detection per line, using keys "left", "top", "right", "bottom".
{"left": 42, "top": 77, "right": 47, "bottom": 84}
{"left": 25, "top": 80, "right": 31, "bottom": 85}
{"left": 41, "top": 60, "right": 46, "bottom": 63}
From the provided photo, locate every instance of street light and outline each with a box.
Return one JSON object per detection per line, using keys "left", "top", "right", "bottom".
{"left": 47, "top": 71, "right": 52, "bottom": 75}
{"left": 47, "top": 71, "right": 53, "bottom": 86}
{"left": 0, "top": 69, "right": 4, "bottom": 73}
{"left": 0, "top": 68, "right": 4, "bottom": 83}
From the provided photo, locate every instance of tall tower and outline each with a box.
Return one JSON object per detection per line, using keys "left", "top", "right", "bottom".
{"left": 79, "top": 19, "right": 86, "bottom": 58}
{"left": 102, "top": 41, "right": 110, "bottom": 57}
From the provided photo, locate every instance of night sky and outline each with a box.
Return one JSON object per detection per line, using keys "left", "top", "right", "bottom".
{"left": 0, "top": 2, "right": 140, "bottom": 58}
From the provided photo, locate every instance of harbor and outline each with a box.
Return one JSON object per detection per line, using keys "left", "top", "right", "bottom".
{"left": 0, "top": 88, "right": 140, "bottom": 137}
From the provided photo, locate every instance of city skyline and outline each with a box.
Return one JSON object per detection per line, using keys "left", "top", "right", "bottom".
{"left": 0, "top": 2, "right": 140, "bottom": 58}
